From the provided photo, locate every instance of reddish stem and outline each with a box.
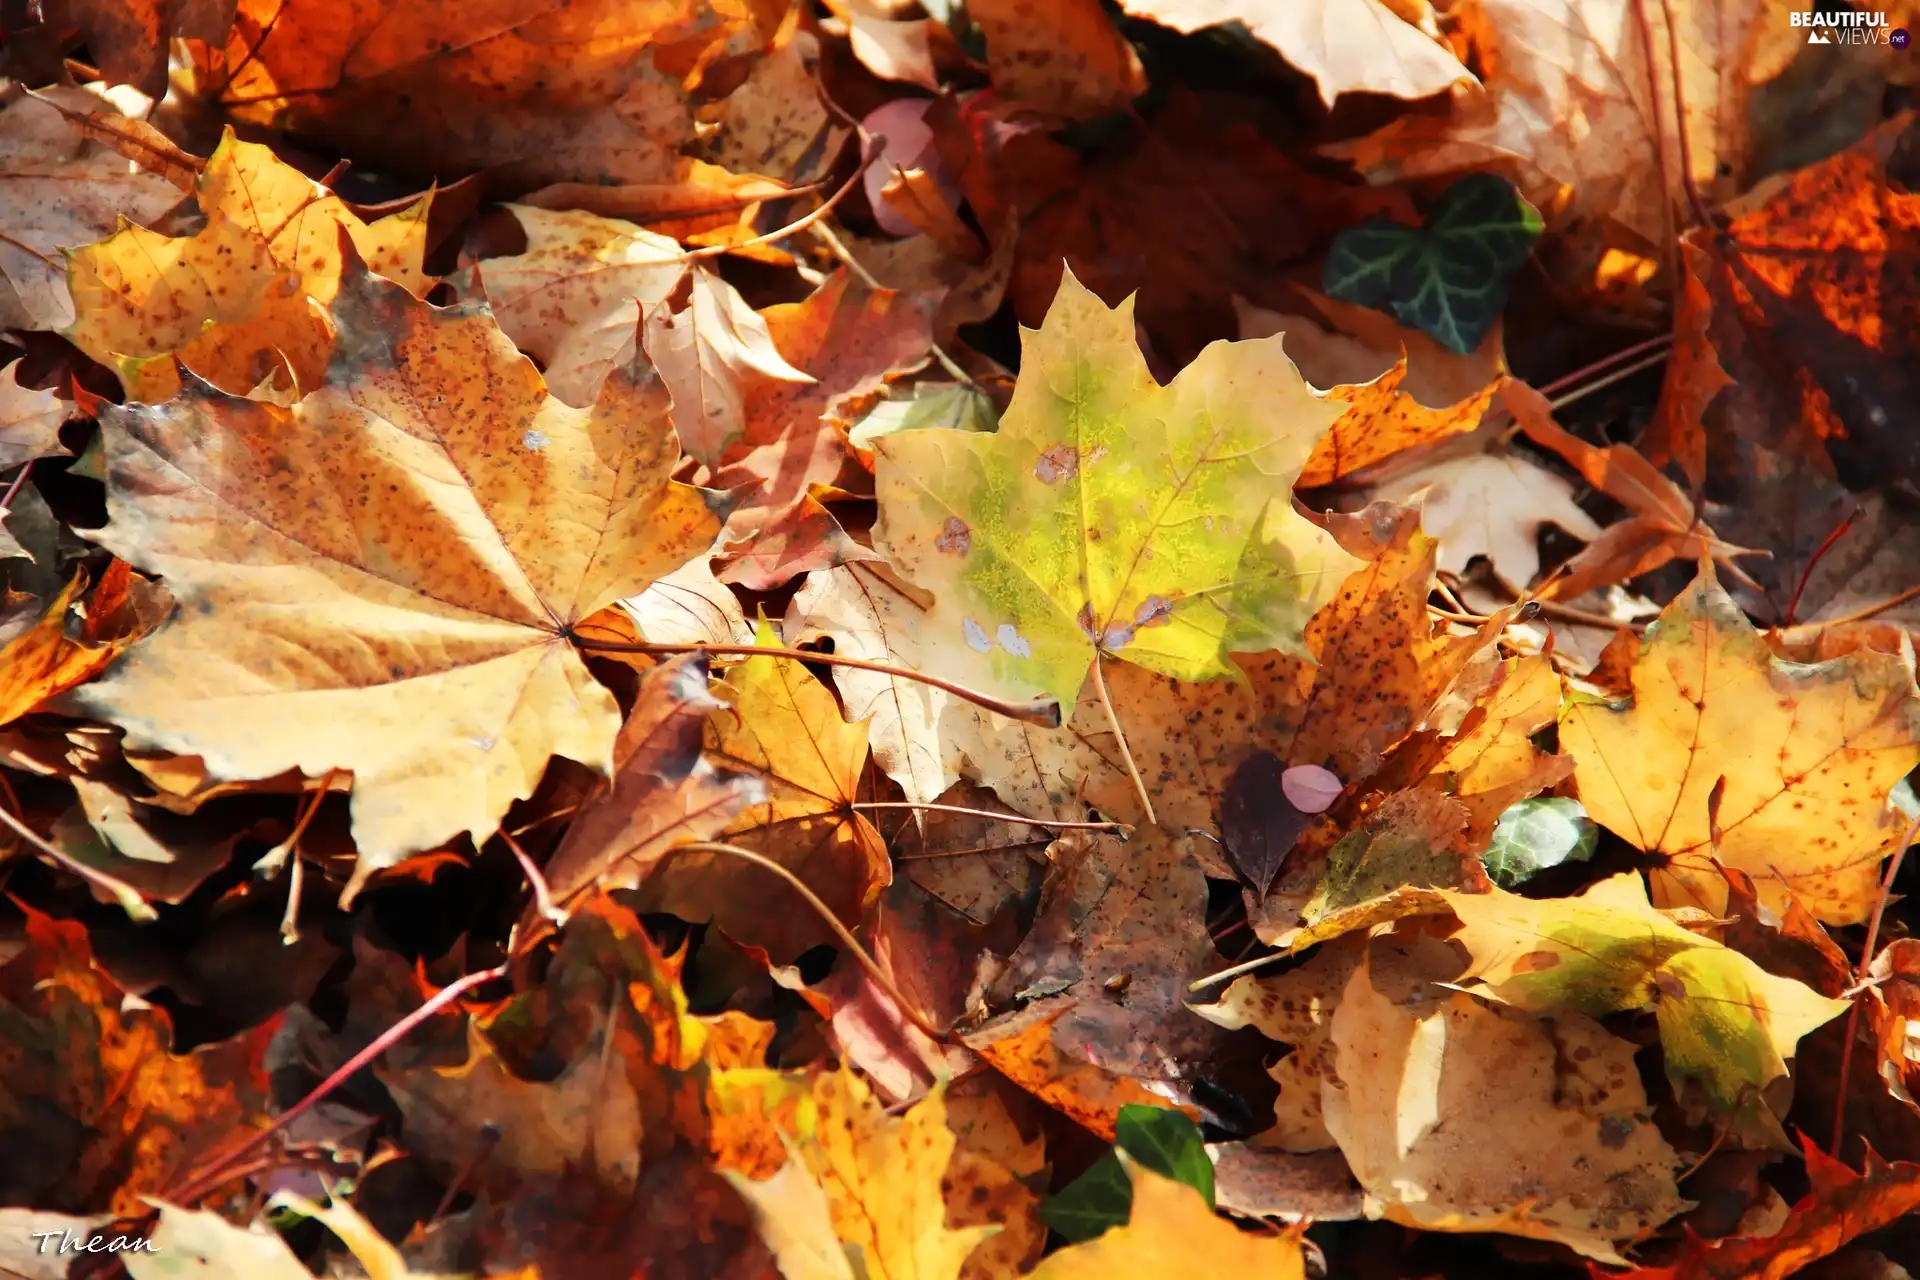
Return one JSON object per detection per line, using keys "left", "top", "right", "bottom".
{"left": 1783, "top": 503, "right": 1864, "bottom": 628}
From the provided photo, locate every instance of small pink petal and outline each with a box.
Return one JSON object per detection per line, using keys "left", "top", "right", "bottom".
{"left": 1282, "top": 764, "right": 1342, "bottom": 814}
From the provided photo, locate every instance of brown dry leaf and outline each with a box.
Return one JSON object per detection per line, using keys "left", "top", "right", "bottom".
{"left": 0, "top": 84, "right": 180, "bottom": 333}
{"left": 0, "top": 904, "right": 276, "bottom": 1216}
{"left": 1026, "top": 1162, "right": 1306, "bottom": 1280}
{"left": 646, "top": 266, "right": 815, "bottom": 466}
{"left": 823, "top": 0, "right": 940, "bottom": 90}
{"left": 479, "top": 204, "right": 689, "bottom": 408}
{"left": 1300, "top": 359, "right": 1501, "bottom": 488}
{"left": 0, "top": 364, "right": 70, "bottom": 467}
{"left": 1507, "top": 379, "right": 1759, "bottom": 600}
{"left": 996, "top": 91, "right": 1407, "bottom": 367}
{"left": 538, "top": 653, "right": 768, "bottom": 917}
{"left": 1867, "top": 938, "right": 1920, "bottom": 1112}
{"left": 1423, "top": 653, "right": 1574, "bottom": 847}
{"left": 1322, "top": 939, "right": 1685, "bottom": 1263}
{"left": 705, "top": 270, "right": 936, "bottom": 589}
{"left": 180, "top": 0, "right": 742, "bottom": 195}
{"left": 1116, "top": 0, "right": 1474, "bottom": 107}
{"left": 0, "top": 563, "right": 157, "bottom": 729}
{"left": 960, "top": 999, "right": 1184, "bottom": 1142}
{"left": 1560, "top": 563, "right": 1920, "bottom": 924}
{"left": 44, "top": 0, "right": 236, "bottom": 96}
{"left": 1374, "top": 449, "right": 1602, "bottom": 587}
{"left": 889, "top": 781, "right": 1046, "bottom": 926}
{"left": 1610, "top": 1140, "right": 1920, "bottom": 1280}
{"left": 1332, "top": 0, "right": 1783, "bottom": 246}
{"left": 54, "top": 776, "right": 242, "bottom": 908}
{"left": 65, "top": 129, "right": 432, "bottom": 402}
{"left": 637, "top": 623, "right": 888, "bottom": 960}
{"left": 980, "top": 828, "right": 1225, "bottom": 1107}
{"left": 695, "top": 24, "right": 833, "bottom": 183}
{"left": 67, "top": 257, "right": 725, "bottom": 892}
{"left": 967, "top": 0, "right": 1146, "bottom": 119}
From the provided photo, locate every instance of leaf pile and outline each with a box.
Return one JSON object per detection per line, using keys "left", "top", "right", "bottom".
{"left": 2, "top": 5, "right": 1920, "bottom": 1280}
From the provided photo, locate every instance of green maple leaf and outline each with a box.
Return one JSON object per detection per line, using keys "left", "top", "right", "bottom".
{"left": 869, "top": 267, "right": 1357, "bottom": 712}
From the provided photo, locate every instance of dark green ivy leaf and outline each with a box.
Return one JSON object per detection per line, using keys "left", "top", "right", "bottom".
{"left": 1322, "top": 172, "right": 1542, "bottom": 355}
{"left": 1037, "top": 1150, "right": 1132, "bottom": 1243}
{"left": 1037, "top": 1104, "right": 1213, "bottom": 1242}
{"left": 1114, "top": 1102, "right": 1215, "bottom": 1206}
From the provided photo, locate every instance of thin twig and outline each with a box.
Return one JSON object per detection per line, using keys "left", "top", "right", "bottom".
{"left": 1784, "top": 504, "right": 1866, "bottom": 628}
{"left": 1659, "top": 0, "right": 1719, "bottom": 230}
{"left": 853, "top": 799, "right": 1126, "bottom": 832}
{"left": 675, "top": 141, "right": 882, "bottom": 264}
{"left": 1800, "top": 584, "right": 1920, "bottom": 631}
{"left": 168, "top": 961, "right": 511, "bottom": 1206}
{"left": 1189, "top": 947, "right": 1288, "bottom": 994}
{"left": 0, "top": 802, "right": 156, "bottom": 922}
{"left": 893, "top": 839, "right": 1052, "bottom": 861}
{"left": 0, "top": 460, "right": 34, "bottom": 511}
{"left": 1534, "top": 335, "right": 1674, "bottom": 400}
{"left": 1088, "top": 650, "right": 1155, "bottom": 825}
{"left": 501, "top": 828, "right": 562, "bottom": 925}
{"left": 1544, "top": 351, "right": 1671, "bottom": 414}
{"left": 663, "top": 841, "right": 947, "bottom": 1042}
{"left": 565, "top": 632, "right": 1062, "bottom": 728}
{"left": 1829, "top": 810, "right": 1920, "bottom": 1157}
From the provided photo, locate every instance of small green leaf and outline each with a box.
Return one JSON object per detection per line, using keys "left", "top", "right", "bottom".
{"left": 1039, "top": 1150, "right": 1132, "bottom": 1242}
{"left": 1037, "top": 1105, "right": 1214, "bottom": 1242}
{"left": 848, "top": 383, "right": 998, "bottom": 447}
{"left": 1114, "top": 1103, "right": 1214, "bottom": 1207}
{"left": 1482, "top": 796, "right": 1598, "bottom": 888}
{"left": 1323, "top": 172, "right": 1542, "bottom": 355}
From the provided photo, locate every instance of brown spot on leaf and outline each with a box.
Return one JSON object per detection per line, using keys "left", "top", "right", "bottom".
{"left": 1035, "top": 444, "right": 1079, "bottom": 484}
{"left": 935, "top": 516, "right": 972, "bottom": 556}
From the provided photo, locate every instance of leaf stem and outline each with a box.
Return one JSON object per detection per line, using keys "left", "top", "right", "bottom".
{"left": 0, "top": 802, "right": 156, "bottom": 923}
{"left": 663, "top": 840, "right": 948, "bottom": 1042}
{"left": 1828, "top": 809, "right": 1920, "bottom": 1157}
{"left": 1188, "top": 946, "right": 1288, "bottom": 994}
{"left": 852, "top": 799, "right": 1127, "bottom": 833}
{"left": 1533, "top": 335, "right": 1673, "bottom": 400}
{"left": 566, "top": 632, "right": 1062, "bottom": 727}
{"left": 1089, "top": 650, "right": 1155, "bottom": 826}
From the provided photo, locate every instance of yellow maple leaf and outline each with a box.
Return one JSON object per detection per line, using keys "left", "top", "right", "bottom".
{"left": 1561, "top": 563, "right": 1920, "bottom": 924}
{"left": 725, "top": 1068, "right": 995, "bottom": 1280}
{"left": 66, "top": 129, "right": 431, "bottom": 402}
{"left": 68, "top": 257, "right": 722, "bottom": 890}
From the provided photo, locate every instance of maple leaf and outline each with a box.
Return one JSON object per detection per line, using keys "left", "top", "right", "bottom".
{"left": 67, "top": 254, "right": 726, "bottom": 892}
{"left": 1298, "top": 358, "right": 1501, "bottom": 489}
{"left": 1439, "top": 874, "right": 1849, "bottom": 1145}
{"left": 872, "top": 264, "right": 1355, "bottom": 713}
{"left": 1506, "top": 381, "right": 1759, "bottom": 601}
{"left": 0, "top": 85, "right": 179, "bottom": 333}
{"left": 0, "top": 364, "right": 70, "bottom": 467}
{"left": 1026, "top": 1162, "right": 1306, "bottom": 1280}
{"left": 1374, "top": 449, "right": 1602, "bottom": 587}
{"left": 1320, "top": 937, "right": 1685, "bottom": 1263}
{"left": 1607, "top": 1139, "right": 1920, "bottom": 1280}
{"left": 66, "top": 130, "right": 431, "bottom": 403}
{"left": 637, "top": 622, "right": 888, "bottom": 960}
{"left": 725, "top": 1069, "right": 995, "bottom": 1280}
{"left": 1560, "top": 563, "right": 1920, "bottom": 924}
{"left": 0, "top": 904, "right": 276, "bottom": 1216}
{"left": 1117, "top": 0, "right": 1474, "bottom": 107}
{"left": 479, "top": 204, "right": 690, "bottom": 409}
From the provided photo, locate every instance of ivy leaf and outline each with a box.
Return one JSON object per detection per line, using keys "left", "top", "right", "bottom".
{"left": 1482, "top": 796, "right": 1598, "bottom": 888}
{"left": 1323, "top": 173, "right": 1542, "bottom": 355}
{"left": 1038, "top": 1104, "right": 1212, "bottom": 1242}
{"left": 1114, "top": 1104, "right": 1214, "bottom": 1206}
